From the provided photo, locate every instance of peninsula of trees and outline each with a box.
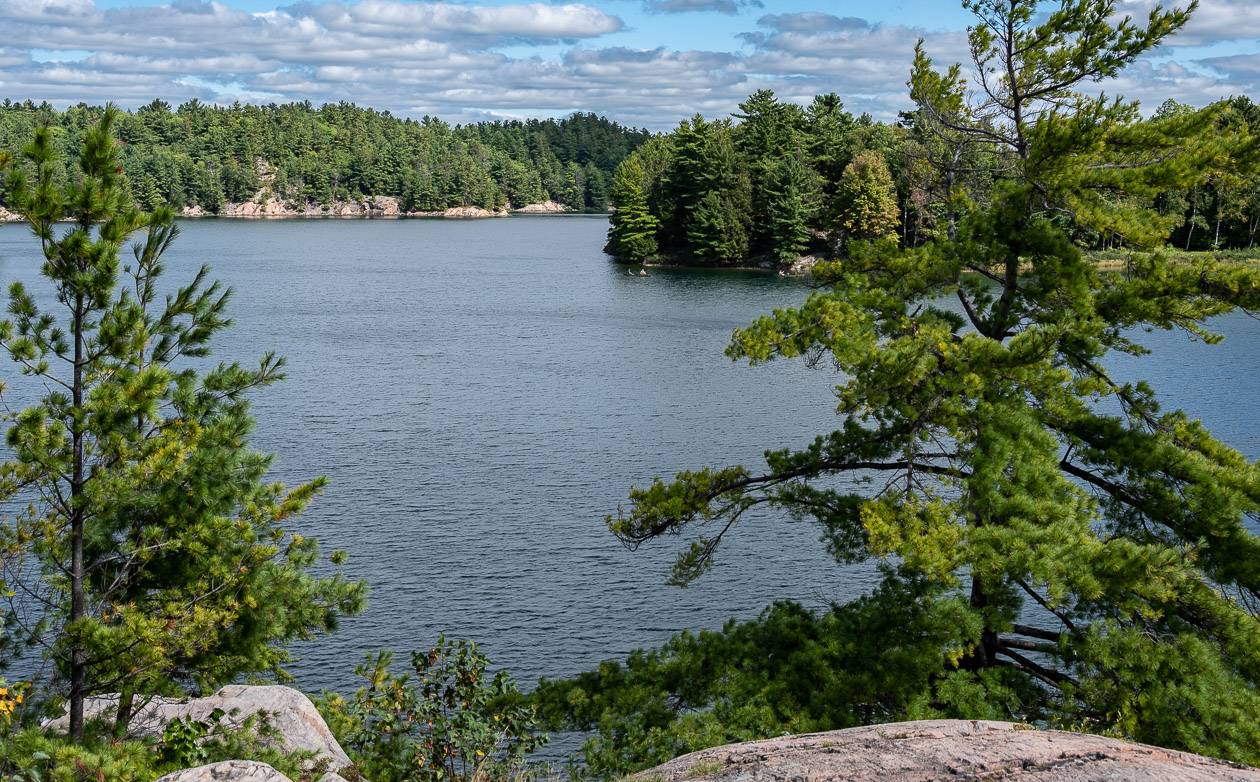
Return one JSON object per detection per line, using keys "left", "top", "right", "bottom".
{"left": 607, "top": 90, "right": 1260, "bottom": 267}
{"left": 0, "top": 100, "right": 650, "bottom": 215}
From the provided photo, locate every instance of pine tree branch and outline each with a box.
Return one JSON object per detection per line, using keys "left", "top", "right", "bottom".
{"left": 996, "top": 646, "right": 1077, "bottom": 687}
{"left": 998, "top": 635, "right": 1062, "bottom": 655}
{"left": 1014, "top": 578, "right": 1078, "bottom": 633}
{"left": 1011, "top": 623, "right": 1064, "bottom": 642}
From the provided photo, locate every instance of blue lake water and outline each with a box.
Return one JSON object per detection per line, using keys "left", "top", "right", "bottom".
{"left": 0, "top": 216, "right": 1255, "bottom": 702}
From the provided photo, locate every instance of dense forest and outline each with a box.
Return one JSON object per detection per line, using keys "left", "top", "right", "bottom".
{"left": 0, "top": 100, "right": 651, "bottom": 213}
{"left": 607, "top": 90, "right": 1260, "bottom": 266}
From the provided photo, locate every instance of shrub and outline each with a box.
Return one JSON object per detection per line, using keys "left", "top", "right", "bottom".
{"left": 319, "top": 637, "right": 547, "bottom": 782}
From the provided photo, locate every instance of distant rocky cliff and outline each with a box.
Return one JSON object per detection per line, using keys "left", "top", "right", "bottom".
{"left": 179, "top": 195, "right": 511, "bottom": 220}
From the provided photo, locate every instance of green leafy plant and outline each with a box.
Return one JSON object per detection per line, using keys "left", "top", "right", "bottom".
{"left": 320, "top": 637, "right": 547, "bottom": 782}
{"left": 160, "top": 708, "right": 225, "bottom": 767}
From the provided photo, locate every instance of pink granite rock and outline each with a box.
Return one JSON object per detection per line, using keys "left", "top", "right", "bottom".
{"left": 636, "top": 720, "right": 1260, "bottom": 782}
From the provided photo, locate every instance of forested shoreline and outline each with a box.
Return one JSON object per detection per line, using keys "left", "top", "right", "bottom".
{"left": 608, "top": 91, "right": 1260, "bottom": 267}
{"left": 0, "top": 100, "right": 650, "bottom": 216}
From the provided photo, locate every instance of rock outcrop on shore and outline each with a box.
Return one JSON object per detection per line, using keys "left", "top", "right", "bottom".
{"left": 179, "top": 197, "right": 507, "bottom": 220}
{"left": 636, "top": 720, "right": 1260, "bottom": 782}
{"left": 514, "top": 200, "right": 573, "bottom": 214}
{"left": 3, "top": 195, "right": 593, "bottom": 222}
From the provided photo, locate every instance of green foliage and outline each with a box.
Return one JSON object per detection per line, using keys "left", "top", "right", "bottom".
{"left": 762, "top": 154, "right": 818, "bottom": 263}
{"left": 834, "top": 150, "right": 900, "bottom": 243}
{"left": 0, "top": 728, "right": 160, "bottom": 782}
{"left": 604, "top": 89, "right": 1260, "bottom": 266}
{"left": 0, "top": 712, "right": 319, "bottom": 781}
{"left": 686, "top": 190, "right": 749, "bottom": 264}
{"left": 602, "top": 90, "right": 899, "bottom": 267}
{"left": 606, "top": 157, "right": 659, "bottom": 262}
{"left": 536, "top": 586, "right": 993, "bottom": 777}
{"left": 0, "top": 109, "right": 366, "bottom": 739}
{"left": 318, "top": 637, "right": 547, "bottom": 782}
{"left": 0, "top": 102, "right": 648, "bottom": 214}
{"left": 160, "top": 709, "right": 226, "bottom": 768}
{"left": 557, "top": 0, "right": 1260, "bottom": 772}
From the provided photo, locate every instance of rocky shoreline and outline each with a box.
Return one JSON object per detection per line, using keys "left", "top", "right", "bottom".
{"left": 630, "top": 254, "right": 822, "bottom": 277}
{"left": 0, "top": 200, "right": 581, "bottom": 223}
{"left": 181, "top": 195, "right": 511, "bottom": 220}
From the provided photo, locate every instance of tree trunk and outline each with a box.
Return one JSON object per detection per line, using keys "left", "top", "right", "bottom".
{"left": 114, "top": 686, "right": 135, "bottom": 738}
{"left": 965, "top": 576, "right": 999, "bottom": 670}
{"left": 1185, "top": 200, "right": 1196, "bottom": 250}
{"left": 68, "top": 295, "right": 86, "bottom": 742}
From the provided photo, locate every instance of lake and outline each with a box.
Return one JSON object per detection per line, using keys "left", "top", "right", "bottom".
{"left": 0, "top": 215, "right": 1256, "bottom": 698}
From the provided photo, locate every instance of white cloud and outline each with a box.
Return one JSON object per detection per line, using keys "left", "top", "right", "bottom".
{"left": 643, "top": 0, "right": 761, "bottom": 15}
{"left": 1098, "top": 59, "right": 1248, "bottom": 111}
{"left": 291, "top": 0, "right": 622, "bottom": 39}
{"left": 739, "top": 13, "right": 968, "bottom": 112}
{"left": 1196, "top": 53, "right": 1260, "bottom": 93}
{"left": 1116, "top": 0, "right": 1260, "bottom": 47}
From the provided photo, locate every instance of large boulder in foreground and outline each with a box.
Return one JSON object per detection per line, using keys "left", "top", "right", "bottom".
{"left": 155, "top": 761, "right": 292, "bottom": 782}
{"left": 155, "top": 763, "right": 352, "bottom": 782}
{"left": 637, "top": 720, "right": 1260, "bottom": 782}
{"left": 44, "top": 685, "right": 351, "bottom": 772}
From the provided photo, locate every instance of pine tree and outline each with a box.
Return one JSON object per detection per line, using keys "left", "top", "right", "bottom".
{"left": 804, "top": 93, "right": 856, "bottom": 192}
{"left": 0, "top": 109, "right": 365, "bottom": 740}
{"left": 661, "top": 116, "right": 713, "bottom": 247}
{"left": 763, "top": 153, "right": 817, "bottom": 264}
{"left": 734, "top": 90, "right": 806, "bottom": 251}
{"left": 834, "top": 149, "right": 900, "bottom": 244}
{"left": 572, "top": 0, "right": 1260, "bottom": 768}
{"left": 606, "top": 157, "right": 659, "bottom": 261}
{"left": 686, "top": 190, "right": 748, "bottom": 263}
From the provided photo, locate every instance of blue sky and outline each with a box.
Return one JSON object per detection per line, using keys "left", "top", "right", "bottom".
{"left": 0, "top": 0, "right": 1256, "bottom": 127}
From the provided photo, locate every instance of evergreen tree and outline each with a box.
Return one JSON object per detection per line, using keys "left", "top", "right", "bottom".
{"left": 606, "top": 157, "right": 659, "bottom": 262}
{"left": 660, "top": 116, "right": 751, "bottom": 262}
{"left": 584, "top": 162, "right": 610, "bottom": 212}
{"left": 0, "top": 110, "right": 365, "bottom": 740}
{"left": 662, "top": 116, "right": 713, "bottom": 246}
{"left": 559, "top": 162, "right": 586, "bottom": 210}
{"left": 686, "top": 190, "right": 748, "bottom": 263}
{"left": 734, "top": 90, "right": 806, "bottom": 250}
{"left": 763, "top": 153, "right": 817, "bottom": 263}
{"left": 804, "top": 93, "right": 857, "bottom": 192}
{"left": 834, "top": 149, "right": 900, "bottom": 244}
{"left": 545, "top": 0, "right": 1260, "bottom": 771}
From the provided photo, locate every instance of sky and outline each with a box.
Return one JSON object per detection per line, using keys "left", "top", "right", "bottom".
{"left": 0, "top": 0, "right": 1257, "bottom": 129}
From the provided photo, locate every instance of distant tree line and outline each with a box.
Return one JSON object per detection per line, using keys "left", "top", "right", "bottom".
{"left": 607, "top": 90, "right": 1260, "bottom": 265}
{"left": 0, "top": 99, "right": 652, "bottom": 213}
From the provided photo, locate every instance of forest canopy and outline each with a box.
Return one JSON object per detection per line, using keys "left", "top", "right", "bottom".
{"left": 606, "top": 91, "right": 1260, "bottom": 266}
{"left": 0, "top": 100, "right": 651, "bottom": 214}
